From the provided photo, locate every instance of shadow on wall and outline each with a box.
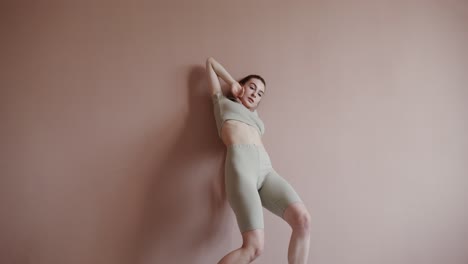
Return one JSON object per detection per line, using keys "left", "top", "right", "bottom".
{"left": 136, "top": 65, "right": 230, "bottom": 263}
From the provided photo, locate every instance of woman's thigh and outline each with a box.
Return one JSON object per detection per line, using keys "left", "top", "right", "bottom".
{"left": 258, "top": 169, "right": 303, "bottom": 219}
{"left": 225, "top": 144, "right": 264, "bottom": 232}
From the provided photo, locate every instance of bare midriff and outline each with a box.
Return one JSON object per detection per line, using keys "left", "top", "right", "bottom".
{"left": 220, "top": 120, "right": 264, "bottom": 147}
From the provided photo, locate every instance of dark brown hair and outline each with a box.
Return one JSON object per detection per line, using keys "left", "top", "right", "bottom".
{"left": 239, "top": 74, "right": 266, "bottom": 87}
{"left": 227, "top": 74, "right": 266, "bottom": 101}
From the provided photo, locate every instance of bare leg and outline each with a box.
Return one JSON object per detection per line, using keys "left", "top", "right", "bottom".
{"left": 283, "top": 202, "right": 311, "bottom": 264}
{"left": 217, "top": 229, "right": 264, "bottom": 264}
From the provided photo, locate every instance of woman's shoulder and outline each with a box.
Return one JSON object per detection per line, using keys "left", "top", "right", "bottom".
{"left": 211, "top": 91, "right": 225, "bottom": 102}
{"left": 212, "top": 92, "right": 242, "bottom": 104}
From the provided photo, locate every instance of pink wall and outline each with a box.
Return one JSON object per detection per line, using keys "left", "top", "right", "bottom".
{"left": 1, "top": 1, "right": 467, "bottom": 264}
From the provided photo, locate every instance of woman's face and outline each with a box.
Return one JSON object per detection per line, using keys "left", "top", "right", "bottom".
{"left": 239, "top": 78, "right": 265, "bottom": 111}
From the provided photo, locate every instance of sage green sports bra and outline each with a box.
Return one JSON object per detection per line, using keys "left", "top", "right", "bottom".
{"left": 212, "top": 92, "right": 265, "bottom": 137}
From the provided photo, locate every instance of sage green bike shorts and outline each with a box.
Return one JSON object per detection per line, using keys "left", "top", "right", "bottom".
{"left": 225, "top": 144, "right": 303, "bottom": 232}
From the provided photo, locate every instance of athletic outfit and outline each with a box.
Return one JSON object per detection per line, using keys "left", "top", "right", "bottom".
{"left": 212, "top": 92, "right": 302, "bottom": 232}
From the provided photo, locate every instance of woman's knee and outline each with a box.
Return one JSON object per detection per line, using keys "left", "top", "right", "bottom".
{"left": 284, "top": 203, "right": 312, "bottom": 232}
{"left": 243, "top": 243, "right": 264, "bottom": 260}
{"left": 241, "top": 229, "right": 264, "bottom": 260}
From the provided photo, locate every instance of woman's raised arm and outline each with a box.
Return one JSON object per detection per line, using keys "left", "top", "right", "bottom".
{"left": 206, "top": 57, "right": 237, "bottom": 96}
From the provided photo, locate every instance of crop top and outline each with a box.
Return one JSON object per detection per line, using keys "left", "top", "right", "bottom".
{"left": 212, "top": 92, "right": 265, "bottom": 137}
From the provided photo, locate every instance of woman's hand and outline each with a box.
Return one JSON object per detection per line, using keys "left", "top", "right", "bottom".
{"left": 230, "top": 82, "right": 244, "bottom": 98}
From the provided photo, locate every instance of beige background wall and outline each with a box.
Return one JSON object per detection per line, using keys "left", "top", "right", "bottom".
{"left": 1, "top": 1, "right": 467, "bottom": 263}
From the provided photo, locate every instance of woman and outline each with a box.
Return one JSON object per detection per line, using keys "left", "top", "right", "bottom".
{"left": 206, "top": 57, "right": 311, "bottom": 264}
